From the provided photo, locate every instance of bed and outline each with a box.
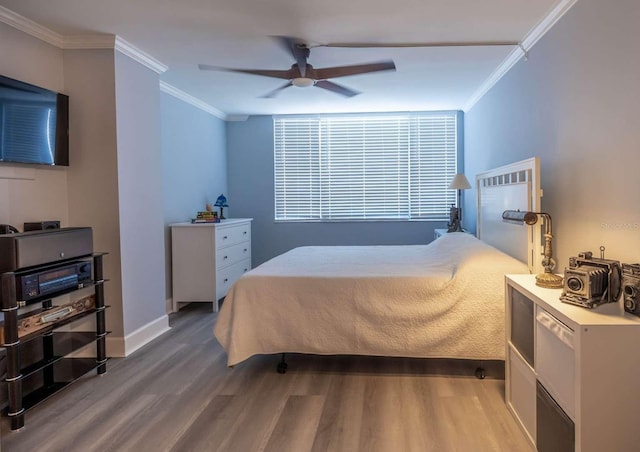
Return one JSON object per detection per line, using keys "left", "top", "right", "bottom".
{"left": 214, "top": 157, "right": 542, "bottom": 372}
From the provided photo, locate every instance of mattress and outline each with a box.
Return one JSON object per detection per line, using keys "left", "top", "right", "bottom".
{"left": 214, "top": 232, "right": 529, "bottom": 366}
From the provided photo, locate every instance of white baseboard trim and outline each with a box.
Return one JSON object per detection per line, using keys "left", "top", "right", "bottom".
{"left": 107, "top": 315, "right": 171, "bottom": 358}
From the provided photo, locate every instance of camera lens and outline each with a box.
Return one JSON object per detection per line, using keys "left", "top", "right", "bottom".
{"left": 567, "top": 277, "right": 583, "bottom": 292}
{"left": 624, "top": 285, "right": 636, "bottom": 297}
{"left": 625, "top": 298, "right": 636, "bottom": 311}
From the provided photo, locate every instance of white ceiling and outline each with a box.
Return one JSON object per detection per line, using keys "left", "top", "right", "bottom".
{"left": 0, "top": 0, "right": 567, "bottom": 117}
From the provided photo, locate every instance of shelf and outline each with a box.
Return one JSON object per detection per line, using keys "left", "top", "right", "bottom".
{"left": 21, "top": 279, "right": 109, "bottom": 307}
{"left": 12, "top": 305, "right": 110, "bottom": 346}
{"left": 19, "top": 331, "right": 111, "bottom": 379}
{"left": 2, "top": 251, "right": 108, "bottom": 431}
{"left": 21, "top": 357, "right": 106, "bottom": 411}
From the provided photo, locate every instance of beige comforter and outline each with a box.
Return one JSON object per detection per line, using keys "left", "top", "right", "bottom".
{"left": 214, "top": 232, "right": 529, "bottom": 366}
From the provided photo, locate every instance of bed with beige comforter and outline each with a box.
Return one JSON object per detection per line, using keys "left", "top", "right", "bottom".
{"left": 214, "top": 232, "right": 529, "bottom": 367}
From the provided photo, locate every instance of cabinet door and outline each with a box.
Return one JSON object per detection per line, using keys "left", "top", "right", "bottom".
{"left": 536, "top": 381, "right": 575, "bottom": 452}
{"left": 509, "top": 287, "right": 534, "bottom": 367}
{"left": 535, "top": 307, "right": 575, "bottom": 420}
{"left": 507, "top": 344, "right": 537, "bottom": 444}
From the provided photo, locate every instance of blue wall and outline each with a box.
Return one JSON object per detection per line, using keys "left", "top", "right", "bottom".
{"left": 161, "top": 93, "right": 227, "bottom": 224}
{"left": 464, "top": 0, "right": 640, "bottom": 267}
{"left": 227, "top": 115, "right": 456, "bottom": 266}
{"left": 115, "top": 52, "right": 167, "bottom": 333}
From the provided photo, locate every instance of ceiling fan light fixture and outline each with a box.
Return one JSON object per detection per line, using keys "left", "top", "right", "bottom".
{"left": 292, "top": 77, "right": 315, "bottom": 88}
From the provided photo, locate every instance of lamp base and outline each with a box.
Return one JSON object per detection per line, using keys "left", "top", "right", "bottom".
{"left": 447, "top": 221, "right": 463, "bottom": 233}
{"left": 535, "top": 272, "right": 564, "bottom": 289}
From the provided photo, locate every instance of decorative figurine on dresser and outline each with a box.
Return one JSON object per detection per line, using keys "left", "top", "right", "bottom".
{"left": 0, "top": 227, "right": 109, "bottom": 430}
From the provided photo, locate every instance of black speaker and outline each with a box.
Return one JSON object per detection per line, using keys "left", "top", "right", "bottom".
{"left": 23, "top": 221, "right": 61, "bottom": 231}
{"left": 0, "top": 224, "right": 19, "bottom": 234}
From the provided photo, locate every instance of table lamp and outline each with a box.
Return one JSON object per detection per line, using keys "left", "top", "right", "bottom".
{"left": 502, "top": 210, "right": 564, "bottom": 288}
{"left": 448, "top": 174, "right": 471, "bottom": 232}
{"left": 214, "top": 194, "right": 229, "bottom": 220}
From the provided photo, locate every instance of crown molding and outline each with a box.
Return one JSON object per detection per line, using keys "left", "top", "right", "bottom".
{"left": 226, "top": 115, "right": 250, "bottom": 122}
{"left": 1, "top": 5, "right": 226, "bottom": 120}
{"left": 63, "top": 34, "right": 116, "bottom": 49}
{"left": 159, "top": 81, "right": 227, "bottom": 119}
{"left": 520, "top": 0, "right": 579, "bottom": 50}
{"left": 0, "top": 5, "right": 64, "bottom": 47}
{"left": 464, "top": 0, "right": 579, "bottom": 112}
{"left": 0, "top": 6, "right": 167, "bottom": 74}
{"left": 114, "top": 36, "right": 168, "bottom": 74}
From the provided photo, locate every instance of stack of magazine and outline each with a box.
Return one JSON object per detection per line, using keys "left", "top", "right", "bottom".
{"left": 191, "top": 211, "right": 220, "bottom": 223}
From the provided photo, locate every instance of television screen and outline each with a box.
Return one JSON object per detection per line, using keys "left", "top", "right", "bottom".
{"left": 0, "top": 74, "right": 69, "bottom": 166}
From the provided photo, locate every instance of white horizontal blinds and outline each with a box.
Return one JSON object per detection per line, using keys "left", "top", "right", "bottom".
{"left": 274, "top": 118, "right": 321, "bottom": 220}
{"left": 409, "top": 113, "right": 457, "bottom": 220}
{"left": 320, "top": 116, "right": 409, "bottom": 219}
{"left": 274, "top": 112, "right": 458, "bottom": 221}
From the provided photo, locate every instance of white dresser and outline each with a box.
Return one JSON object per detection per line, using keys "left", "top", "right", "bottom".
{"left": 505, "top": 274, "right": 640, "bottom": 452}
{"left": 171, "top": 218, "right": 252, "bottom": 312}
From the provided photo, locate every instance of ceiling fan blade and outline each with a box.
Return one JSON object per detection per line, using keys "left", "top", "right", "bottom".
{"left": 274, "top": 36, "right": 309, "bottom": 77}
{"left": 314, "top": 80, "right": 360, "bottom": 97}
{"left": 312, "top": 61, "right": 396, "bottom": 80}
{"left": 260, "top": 82, "right": 293, "bottom": 98}
{"left": 198, "top": 64, "right": 295, "bottom": 80}
{"left": 320, "top": 41, "right": 519, "bottom": 48}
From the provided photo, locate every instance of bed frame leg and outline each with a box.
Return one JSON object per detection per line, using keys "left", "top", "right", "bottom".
{"left": 475, "top": 361, "right": 486, "bottom": 379}
{"left": 277, "top": 353, "right": 288, "bottom": 374}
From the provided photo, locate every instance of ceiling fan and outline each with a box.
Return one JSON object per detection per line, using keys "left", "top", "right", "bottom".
{"left": 198, "top": 36, "right": 396, "bottom": 98}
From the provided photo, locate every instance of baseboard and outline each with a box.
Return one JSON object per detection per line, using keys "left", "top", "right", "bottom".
{"left": 67, "top": 315, "right": 170, "bottom": 358}
{"left": 107, "top": 315, "right": 171, "bottom": 357}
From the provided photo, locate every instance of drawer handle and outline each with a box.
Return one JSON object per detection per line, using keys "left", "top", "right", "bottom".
{"left": 244, "top": 268, "right": 248, "bottom": 272}
{"left": 243, "top": 231, "right": 247, "bottom": 234}
{"left": 223, "top": 236, "right": 228, "bottom": 240}
{"left": 224, "top": 278, "right": 229, "bottom": 283}
{"left": 224, "top": 255, "right": 228, "bottom": 260}
{"left": 243, "top": 249, "right": 247, "bottom": 252}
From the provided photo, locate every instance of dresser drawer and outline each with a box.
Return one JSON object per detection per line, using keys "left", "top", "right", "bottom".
{"left": 216, "top": 241, "right": 251, "bottom": 269}
{"left": 215, "top": 223, "right": 251, "bottom": 248}
{"left": 216, "top": 258, "right": 251, "bottom": 301}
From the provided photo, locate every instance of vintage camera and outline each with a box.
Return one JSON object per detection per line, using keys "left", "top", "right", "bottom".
{"left": 560, "top": 250, "right": 621, "bottom": 309}
{"left": 622, "top": 263, "right": 640, "bottom": 317}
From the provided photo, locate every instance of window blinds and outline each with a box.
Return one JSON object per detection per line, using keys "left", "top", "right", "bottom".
{"left": 274, "top": 112, "right": 458, "bottom": 221}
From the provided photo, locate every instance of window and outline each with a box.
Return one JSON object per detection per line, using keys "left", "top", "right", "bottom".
{"left": 274, "top": 112, "right": 458, "bottom": 221}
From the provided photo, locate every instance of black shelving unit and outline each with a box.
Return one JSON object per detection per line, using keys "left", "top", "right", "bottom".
{"left": 1, "top": 253, "right": 108, "bottom": 430}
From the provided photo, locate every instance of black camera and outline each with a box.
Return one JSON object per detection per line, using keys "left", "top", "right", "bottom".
{"left": 622, "top": 263, "right": 640, "bottom": 317}
{"left": 560, "top": 251, "right": 621, "bottom": 309}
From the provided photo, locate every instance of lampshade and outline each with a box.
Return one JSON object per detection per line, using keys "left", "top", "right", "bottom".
{"left": 448, "top": 174, "right": 471, "bottom": 190}
{"left": 214, "top": 194, "right": 228, "bottom": 208}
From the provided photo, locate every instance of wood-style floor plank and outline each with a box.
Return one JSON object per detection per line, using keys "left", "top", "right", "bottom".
{"left": 0, "top": 303, "right": 534, "bottom": 452}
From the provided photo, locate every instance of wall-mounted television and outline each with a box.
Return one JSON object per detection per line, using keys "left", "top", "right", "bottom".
{"left": 0, "top": 74, "right": 69, "bottom": 166}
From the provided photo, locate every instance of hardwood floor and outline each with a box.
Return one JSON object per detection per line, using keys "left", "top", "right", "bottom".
{"left": 1, "top": 304, "right": 533, "bottom": 452}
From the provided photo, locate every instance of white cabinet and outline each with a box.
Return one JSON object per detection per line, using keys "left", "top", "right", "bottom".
{"left": 505, "top": 274, "right": 640, "bottom": 452}
{"left": 171, "top": 219, "right": 252, "bottom": 312}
